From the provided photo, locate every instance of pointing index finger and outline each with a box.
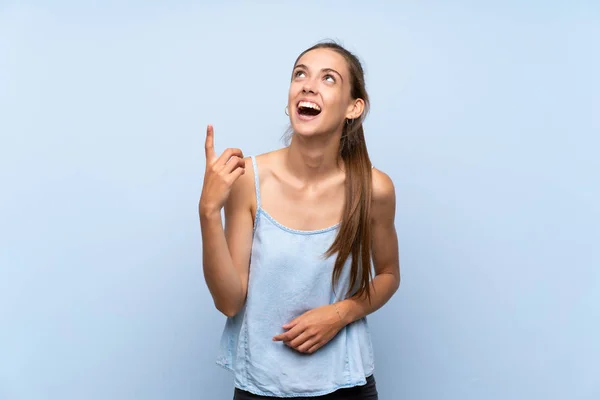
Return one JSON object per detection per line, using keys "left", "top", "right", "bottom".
{"left": 205, "top": 124, "right": 216, "bottom": 159}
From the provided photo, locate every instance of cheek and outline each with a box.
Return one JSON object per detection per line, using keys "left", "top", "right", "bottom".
{"left": 324, "top": 93, "right": 346, "bottom": 115}
{"left": 288, "top": 83, "right": 301, "bottom": 103}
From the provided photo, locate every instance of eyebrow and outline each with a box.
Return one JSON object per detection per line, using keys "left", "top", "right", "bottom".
{"left": 293, "top": 64, "right": 344, "bottom": 83}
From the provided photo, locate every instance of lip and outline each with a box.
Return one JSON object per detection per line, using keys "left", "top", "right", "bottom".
{"left": 296, "top": 108, "right": 320, "bottom": 121}
{"left": 296, "top": 98, "right": 322, "bottom": 110}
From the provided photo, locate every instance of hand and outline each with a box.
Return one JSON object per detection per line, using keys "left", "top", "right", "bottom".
{"left": 272, "top": 304, "right": 346, "bottom": 354}
{"left": 198, "top": 125, "right": 245, "bottom": 216}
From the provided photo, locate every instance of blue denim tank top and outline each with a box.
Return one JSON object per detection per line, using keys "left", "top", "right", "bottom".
{"left": 216, "top": 155, "right": 375, "bottom": 397}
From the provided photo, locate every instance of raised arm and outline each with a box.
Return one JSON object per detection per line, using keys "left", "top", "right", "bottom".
{"left": 199, "top": 125, "right": 255, "bottom": 317}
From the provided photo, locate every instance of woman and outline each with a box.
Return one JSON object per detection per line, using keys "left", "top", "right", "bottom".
{"left": 199, "top": 41, "right": 400, "bottom": 399}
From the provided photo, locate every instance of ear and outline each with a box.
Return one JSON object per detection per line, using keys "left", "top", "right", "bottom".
{"left": 345, "top": 98, "right": 365, "bottom": 120}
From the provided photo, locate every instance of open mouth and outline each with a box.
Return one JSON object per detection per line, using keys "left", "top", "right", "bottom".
{"left": 297, "top": 101, "right": 322, "bottom": 117}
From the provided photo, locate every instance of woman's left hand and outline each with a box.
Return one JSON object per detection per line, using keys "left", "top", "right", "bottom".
{"left": 272, "top": 304, "right": 346, "bottom": 354}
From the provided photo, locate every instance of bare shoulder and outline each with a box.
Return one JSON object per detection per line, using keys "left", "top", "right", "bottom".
{"left": 232, "top": 156, "right": 255, "bottom": 191}
{"left": 370, "top": 167, "right": 396, "bottom": 224}
{"left": 371, "top": 167, "right": 396, "bottom": 206}
{"left": 227, "top": 156, "right": 256, "bottom": 212}
{"left": 228, "top": 149, "right": 284, "bottom": 216}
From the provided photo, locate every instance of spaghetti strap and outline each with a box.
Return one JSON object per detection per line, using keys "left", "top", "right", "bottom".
{"left": 250, "top": 155, "right": 261, "bottom": 210}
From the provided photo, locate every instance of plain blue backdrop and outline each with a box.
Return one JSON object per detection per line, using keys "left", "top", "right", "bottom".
{"left": 1, "top": 1, "right": 598, "bottom": 399}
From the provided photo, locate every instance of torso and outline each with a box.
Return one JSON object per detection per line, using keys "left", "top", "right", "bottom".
{"left": 216, "top": 150, "right": 377, "bottom": 397}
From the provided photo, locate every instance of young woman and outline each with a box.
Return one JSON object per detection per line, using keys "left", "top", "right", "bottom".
{"left": 199, "top": 41, "right": 400, "bottom": 399}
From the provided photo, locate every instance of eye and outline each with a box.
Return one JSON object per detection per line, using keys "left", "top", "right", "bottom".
{"left": 294, "top": 70, "right": 306, "bottom": 78}
{"left": 324, "top": 74, "right": 336, "bottom": 83}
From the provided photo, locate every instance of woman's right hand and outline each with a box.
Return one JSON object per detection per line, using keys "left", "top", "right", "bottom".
{"left": 198, "top": 125, "right": 246, "bottom": 218}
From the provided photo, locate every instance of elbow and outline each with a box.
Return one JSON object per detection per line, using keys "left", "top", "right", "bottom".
{"left": 221, "top": 307, "right": 239, "bottom": 318}
{"left": 215, "top": 300, "right": 242, "bottom": 318}
{"left": 212, "top": 285, "right": 246, "bottom": 318}
{"left": 392, "top": 271, "right": 401, "bottom": 292}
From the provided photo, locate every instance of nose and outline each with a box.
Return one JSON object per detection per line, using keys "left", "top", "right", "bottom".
{"left": 302, "top": 79, "right": 317, "bottom": 94}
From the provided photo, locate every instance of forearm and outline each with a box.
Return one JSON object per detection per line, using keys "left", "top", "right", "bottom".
{"left": 337, "top": 270, "right": 400, "bottom": 325}
{"left": 200, "top": 211, "right": 244, "bottom": 316}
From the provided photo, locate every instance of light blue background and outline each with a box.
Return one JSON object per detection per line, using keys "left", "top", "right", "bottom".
{"left": 1, "top": 1, "right": 598, "bottom": 399}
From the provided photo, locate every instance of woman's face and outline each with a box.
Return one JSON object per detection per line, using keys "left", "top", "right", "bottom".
{"left": 288, "top": 48, "right": 360, "bottom": 137}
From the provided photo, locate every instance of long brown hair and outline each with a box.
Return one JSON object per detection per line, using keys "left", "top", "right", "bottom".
{"left": 287, "top": 41, "right": 374, "bottom": 302}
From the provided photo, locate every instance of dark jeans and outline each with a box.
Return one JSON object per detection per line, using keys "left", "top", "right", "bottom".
{"left": 233, "top": 374, "right": 378, "bottom": 400}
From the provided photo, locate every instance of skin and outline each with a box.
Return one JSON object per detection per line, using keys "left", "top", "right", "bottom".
{"left": 199, "top": 48, "right": 400, "bottom": 355}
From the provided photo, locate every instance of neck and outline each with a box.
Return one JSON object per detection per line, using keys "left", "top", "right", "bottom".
{"left": 285, "top": 131, "right": 343, "bottom": 182}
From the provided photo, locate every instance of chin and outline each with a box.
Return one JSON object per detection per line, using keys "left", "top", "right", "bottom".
{"left": 291, "top": 123, "right": 320, "bottom": 137}
{"left": 291, "top": 115, "right": 330, "bottom": 137}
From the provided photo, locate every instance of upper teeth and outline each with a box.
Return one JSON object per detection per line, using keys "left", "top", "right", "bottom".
{"left": 299, "top": 101, "right": 321, "bottom": 111}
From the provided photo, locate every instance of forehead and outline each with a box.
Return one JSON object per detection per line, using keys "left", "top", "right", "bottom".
{"left": 295, "top": 48, "right": 349, "bottom": 76}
